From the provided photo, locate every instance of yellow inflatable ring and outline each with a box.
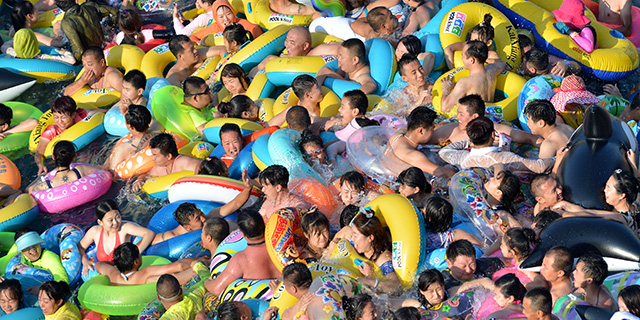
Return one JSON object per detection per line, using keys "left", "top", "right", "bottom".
{"left": 28, "top": 103, "right": 99, "bottom": 152}
{"left": 0, "top": 194, "right": 39, "bottom": 232}
{"left": 440, "top": 2, "right": 521, "bottom": 71}
{"left": 43, "top": 112, "right": 105, "bottom": 158}
{"left": 31, "top": 0, "right": 85, "bottom": 28}
{"left": 178, "top": 141, "right": 215, "bottom": 160}
{"left": 249, "top": 0, "right": 313, "bottom": 30}
{"left": 142, "top": 170, "right": 195, "bottom": 198}
{"left": 431, "top": 68, "right": 526, "bottom": 120}
{"left": 104, "top": 44, "right": 146, "bottom": 73}
{"left": 139, "top": 43, "right": 221, "bottom": 80}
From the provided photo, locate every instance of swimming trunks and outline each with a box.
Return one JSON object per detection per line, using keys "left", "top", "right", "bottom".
{"left": 96, "top": 228, "right": 121, "bottom": 263}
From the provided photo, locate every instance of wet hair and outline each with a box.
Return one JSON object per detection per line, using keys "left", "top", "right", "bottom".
{"left": 300, "top": 208, "right": 330, "bottom": 237}
{"left": 292, "top": 75, "right": 319, "bottom": 101}
{"left": 340, "top": 205, "right": 359, "bottom": 228}
{"left": 216, "top": 301, "right": 246, "bottom": 320}
{"left": 219, "top": 123, "right": 243, "bottom": 143}
{"left": 118, "top": 9, "right": 144, "bottom": 45}
{"left": 53, "top": 140, "right": 75, "bottom": 168}
{"left": 341, "top": 38, "right": 367, "bottom": 65}
{"left": 223, "top": 24, "right": 250, "bottom": 47}
{"left": 0, "top": 104, "right": 11, "bottom": 126}
{"left": 417, "top": 269, "right": 445, "bottom": 309}
{"left": 203, "top": 217, "right": 230, "bottom": 245}
{"left": 354, "top": 117, "right": 379, "bottom": 128}
{"left": 446, "top": 239, "right": 476, "bottom": 262}
{"left": 340, "top": 171, "right": 366, "bottom": 191}
{"left": 125, "top": 105, "right": 152, "bottom": 132}
{"left": 398, "top": 167, "right": 431, "bottom": 194}
{"left": 198, "top": 157, "right": 229, "bottom": 177}
{"left": 218, "top": 95, "right": 256, "bottom": 119}
{"left": 156, "top": 274, "right": 181, "bottom": 300}
{"left": 495, "top": 273, "right": 526, "bottom": 302}
{"left": 518, "top": 34, "right": 533, "bottom": 51}
{"left": 393, "top": 307, "right": 421, "bottom": 320}
{"left": 169, "top": 35, "right": 192, "bottom": 57}
{"left": 0, "top": 278, "right": 23, "bottom": 304}
{"left": 259, "top": 165, "right": 289, "bottom": 188}
{"left": 577, "top": 253, "right": 608, "bottom": 285}
{"left": 39, "top": 281, "right": 70, "bottom": 304}
{"left": 459, "top": 94, "right": 485, "bottom": 117}
{"left": 504, "top": 227, "right": 536, "bottom": 259}
{"left": 51, "top": 96, "right": 77, "bottom": 117}
{"left": 497, "top": 170, "right": 522, "bottom": 212}
{"left": 545, "top": 246, "right": 573, "bottom": 277}
{"left": 14, "top": 227, "right": 35, "bottom": 241}
{"left": 465, "top": 40, "right": 488, "bottom": 64}
{"left": 237, "top": 208, "right": 265, "bottom": 239}
{"left": 532, "top": 209, "right": 561, "bottom": 233}
{"left": 398, "top": 54, "right": 420, "bottom": 77}
{"left": 407, "top": 107, "right": 437, "bottom": 132}
{"left": 11, "top": 1, "right": 35, "bottom": 31}
{"left": 95, "top": 199, "right": 119, "bottom": 221}
{"left": 175, "top": 202, "right": 202, "bottom": 226}
{"left": 423, "top": 197, "right": 453, "bottom": 233}
{"left": 54, "top": 0, "right": 76, "bottom": 12}
{"left": 343, "top": 90, "right": 368, "bottom": 116}
{"left": 299, "top": 130, "right": 324, "bottom": 154}
{"left": 113, "top": 242, "right": 140, "bottom": 272}
{"left": 367, "top": 6, "right": 392, "bottom": 32}
{"left": 282, "top": 262, "right": 312, "bottom": 289}
{"left": 82, "top": 46, "right": 105, "bottom": 61}
{"left": 221, "top": 63, "right": 250, "bottom": 91}
{"left": 343, "top": 0, "right": 369, "bottom": 11}
{"left": 467, "top": 14, "right": 494, "bottom": 44}
{"left": 286, "top": 106, "right": 311, "bottom": 132}
{"left": 150, "top": 133, "right": 179, "bottom": 157}
{"left": 398, "top": 35, "right": 422, "bottom": 57}
{"left": 342, "top": 293, "right": 373, "bottom": 320}
{"left": 524, "top": 287, "right": 552, "bottom": 315}
{"left": 523, "top": 48, "right": 549, "bottom": 74}
{"left": 123, "top": 69, "right": 147, "bottom": 91}
{"left": 352, "top": 213, "right": 390, "bottom": 261}
{"left": 620, "top": 285, "right": 640, "bottom": 317}
{"left": 525, "top": 100, "right": 555, "bottom": 126}
{"left": 466, "top": 116, "right": 494, "bottom": 145}
{"left": 183, "top": 76, "right": 207, "bottom": 96}
{"left": 611, "top": 169, "right": 640, "bottom": 206}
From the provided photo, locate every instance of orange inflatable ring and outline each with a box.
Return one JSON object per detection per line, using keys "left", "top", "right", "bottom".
{"left": 113, "top": 132, "right": 189, "bottom": 179}
{"left": 0, "top": 155, "right": 20, "bottom": 190}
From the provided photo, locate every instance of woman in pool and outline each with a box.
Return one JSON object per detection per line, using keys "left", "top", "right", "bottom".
{"left": 0, "top": 279, "right": 25, "bottom": 315}
{"left": 396, "top": 167, "right": 431, "bottom": 209}
{"left": 300, "top": 208, "right": 331, "bottom": 262}
{"left": 78, "top": 199, "right": 155, "bottom": 278}
{"left": 399, "top": 269, "right": 447, "bottom": 310}
{"left": 38, "top": 281, "right": 81, "bottom": 319}
{"left": 343, "top": 293, "right": 378, "bottom": 320}
{"left": 27, "top": 141, "right": 99, "bottom": 193}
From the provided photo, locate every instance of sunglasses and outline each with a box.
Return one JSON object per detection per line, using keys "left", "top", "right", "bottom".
{"left": 185, "top": 87, "right": 210, "bottom": 97}
{"left": 305, "top": 148, "right": 324, "bottom": 157}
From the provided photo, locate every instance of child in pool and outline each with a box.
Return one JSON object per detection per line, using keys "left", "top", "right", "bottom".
{"left": 299, "top": 208, "right": 331, "bottom": 262}
{"left": 78, "top": 199, "right": 155, "bottom": 278}
{"left": 422, "top": 197, "right": 484, "bottom": 251}
{"left": 396, "top": 167, "right": 432, "bottom": 209}
{"left": 0, "top": 103, "right": 38, "bottom": 142}
{"left": 444, "top": 14, "right": 500, "bottom": 70}
{"left": 552, "top": 0, "right": 597, "bottom": 53}
{"left": 337, "top": 171, "right": 381, "bottom": 206}
{"left": 327, "top": 205, "right": 359, "bottom": 253}
{"left": 205, "top": 24, "right": 252, "bottom": 80}
{"left": 112, "top": 70, "right": 147, "bottom": 115}
{"left": 116, "top": 9, "right": 172, "bottom": 46}
{"left": 218, "top": 63, "right": 250, "bottom": 102}
{"left": 397, "top": 269, "right": 447, "bottom": 310}
{"left": 487, "top": 274, "right": 527, "bottom": 319}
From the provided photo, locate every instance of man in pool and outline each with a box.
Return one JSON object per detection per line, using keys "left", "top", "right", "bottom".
{"left": 524, "top": 100, "right": 573, "bottom": 159}
{"left": 439, "top": 40, "right": 506, "bottom": 113}
{"left": 442, "top": 240, "right": 503, "bottom": 296}
{"left": 396, "top": 54, "right": 432, "bottom": 112}
{"left": 523, "top": 287, "right": 559, "bottom": 320}
{"left": 104, "top": 105, "right": 155, "bottom": 173}
{"left": 152, "top": 202, "right": 206, "bottom": 245}
{"left": 0, "top": 103, "right": 38, "bottom": 142}
{"left": 530, "top": 174, "right": 564, "bottom": 215}
{"left": 315, "top": 38, "right": 378, "bottom": 94}
{"left": 181, "top": 77, "right": 214, "bottom": 134}
{"left": 572, "top": 253, "right": 616, "bottom": 311}
{"left": 156, "top": 273, "right": 208, "bottom": 319}
{"left": 385, "top": 107, "right": 456, "bottom": 178}
{"left": 290, "top": 75, "right": 323, "bottom": 122}
{"left": 131, "top": 133, "right": 201, "bottom": 191}
{"left": 64, "top": 47, "right": 123, "bottom": 96}
{"left": 165, "top": 36, "right": 207, "bottom": 87}
{"left": 258, "top": 165, "right": 308, "bottom": 222}
{"left": 204, "top": 209, "right": 282, "bottom": 296}
{"left": 309, "top": 7, "right": 398, "bottom": 42}
{"left": 250, "top": 26, "right": 313, "bottom": 78}
{"left": 539, "top": 246, "right": 573, "bottom": 304}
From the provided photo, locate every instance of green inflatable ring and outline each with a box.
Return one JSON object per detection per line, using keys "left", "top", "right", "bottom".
{"left": 78, "top": 255, "right": 171, "bottom": 316}
{"left": 0, "top": 102, "right": 43, "bottom": 157}
{"left": 150, "top": 85, "right": 201, "bottom": 141}
{"left": 0, "top": 231, "right": 17, "bottom": 275}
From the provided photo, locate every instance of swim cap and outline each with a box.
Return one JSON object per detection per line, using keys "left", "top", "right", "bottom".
{"left": 13, "top": 28, "right": 41, "bottom": 59}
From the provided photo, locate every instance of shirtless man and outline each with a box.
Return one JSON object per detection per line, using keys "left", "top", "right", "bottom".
{"left": 131, "top": 133, "right": 201, "bottom": 191}
{"left": 525, "top": 100, "right": 573, "bottom": 159}
{"left": 523, "top": 288, "right": 560, "bottom": 320}
{"left": 316, "top": 39, "right": 377, "bottom": 94}
{"left": 385, "top": 107, "right": 456, "bottom": 178}
{"left": 63, "top": 46, "right": 123, "bottom": 96}
{"left": 204, "top": 209, "right": 282, "bottom": 296}
{"left": 530, "top": 174, "right": 564, "bottom": 215}
{"left": 105, "top": 105, "right": 155, "bottom": 172}
{"left": 152, "top": 202, "right": 206, "bottom": 245}
{"left": 430, "top": 95, "right": 543, "bottom": 145}
{"left": 539, "top": 246, "right": 573, "bottom": 304}
{"left": 291, "top": 75, "right": 323, "bottom": 120}
{"left": 309, "top": 7, "right": 398, "bottom": 42}
{"left": 397, "top": 54, "right": 432, "bottom": 111}
{"left": 439, "top": 40, "right": 506, "bottom": 113}
{"left": 250, "top": 26, "right": 313, "bottom": 77}
{"left": 572, "top": 253, "right": 616, "bottom": 311}
{"left": 165, "top": 35, "right": 205, "bottom": 87}
{"left": 598, "top": 0, "right": 632, "bottom": 36}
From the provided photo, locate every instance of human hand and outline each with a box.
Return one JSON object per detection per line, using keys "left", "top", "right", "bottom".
{"left": 0, "top": 133, "right": 6, "bottom": 141}
{"left": 550, "top": 60, "right": 569, "bottom": 77}
{"left": 54, "top": 48, "right": 68, "bottom": 55}
{"left": 242, "top": 169, "right": 252, "bottom": 188}
{"left": 416, "top": 89, "right": 432, "bottom": 106}
{"left": 603, "top": 84, "right": 623, "bottom": 98}
{"left": 261, "top": 306, "right": 278, "bottom": 320}
{"left": 37, "top": 164, "right": 48, "bottom": 175}
{"left": 627, "top": 148, "right": 638, "bottom": 171}
{"left": 555, "top": 22, "right": 571, "bottom": 35}
{"left": 82, "top": 259, "right": 95, "bottom": 278}
{"left": 131, "top": 179, "right": 145, "bottom": 192}
{"left": 173, "top": 5, "right": 179, "bottom": 19}
{"left": 358, "top": 261, "right": 373, "bottom": 277}
{"left": 80, "top": 68, "right": 95, "bottom": 85}
{"left": 268, "top": 279, "right": 280, "bottom": 293}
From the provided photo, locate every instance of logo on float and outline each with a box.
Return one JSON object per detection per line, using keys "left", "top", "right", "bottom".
{"left": 443, "top": 11, "right": 467, "bottom": 37}
{"left": 268, "top": 14, "right": 294, "bottom": 24}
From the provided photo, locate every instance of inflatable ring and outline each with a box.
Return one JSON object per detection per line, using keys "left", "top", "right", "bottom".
{"left": 0, "top": 102, "right": 42, "bottom": 156}
{"left": 178, "top": 141, "right": 215, "bottom": 160}
{"left": 249, "top": 0, "right": 313, "bottom": 30}
{"left": 41, "top": 111, "right": 106, "bottom": 158}
{"left": 0, "top": 307, "right": 44, "bottom": 320}
{"left": 167, "top": 175, "right": 262, "bottom": 204}
{"left": 439, "top": 2, "right": 521, "bottom": 71}
{"left": 142, "top": 170, "right": 194, "bottom": 199}
{"left": 139, "top": 43, "right": 220, "bottom": 80}
{"left": 604, "top": 271, "right": 640, "bottom": 300}
{"left": 251, "top": 132, "right": 273, "bottom": 171}
{"left": 202, "top": 118, "right": 264, "bottom": 145}
{"left": 31, "top": 164, "right": 113, "bottom": 213}
{"left": 0, "top": 68, "right": 37, "bottom": 102}
{"left": 104, "top": 45, "right": 146, "bottom": 74}
{"left": 270, "top": 86, "right": 340, "bottom": 124}
{"left": 264, "top": 207, "right": 307, "bottom": 270}
{"left": 0, "top": 154, "right": 21, "bottom": 189}
{"left": 40, "top": 224, "right": 84, "bottom": 285}
{"left": 113, "top": 131, "right": 189, "bottom": 179}
{"left": 0, "top": 46, "right": 76, "bottom": 83}
{"left": 306, "top": 273, "right": 368, "bottom": 319}
{"left": 5, "top": 253, "right": 54, "bottom": 283}
{"left": 0, "top": 194, "right": 39, "bottom": 232}
{"left": 516, "top": 74, "right": 562, "bottom": 132}
{"left": 105, "top": 24, "right": 168, "bottom": 53}
{"left": 78, "top": 255, "right": 171, "bottom": 316}
{"left": 432, "top": 68, "right": 526, "bottom": 120}
{"left": 209, "top": 230, "right": 247, "bottom": 276}
{"left": 103, "top": 104, "right": 130, "bottom": 137}
{"left": 494, "top": 0, "right": 639, "bottom": 81}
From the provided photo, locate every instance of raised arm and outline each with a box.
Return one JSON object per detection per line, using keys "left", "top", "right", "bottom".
{"left": 122, "top": 222, "right": 156, "bottom": 253}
